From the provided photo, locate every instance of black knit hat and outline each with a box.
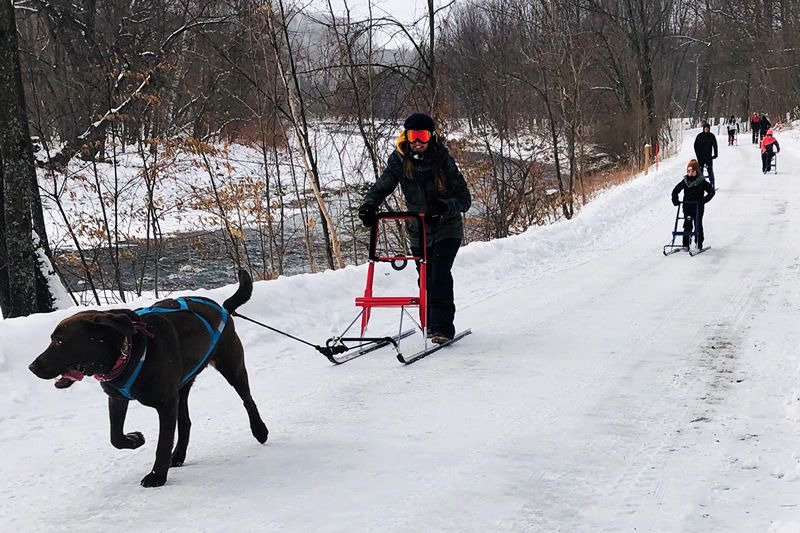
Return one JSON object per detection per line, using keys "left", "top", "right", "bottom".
{"left": 403, "top": 112, "right": 436, "bottom": 132}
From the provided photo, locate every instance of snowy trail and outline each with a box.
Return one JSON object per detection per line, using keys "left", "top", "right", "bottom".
{"left": 2, "top": 128, "right": 800, "bottom": 532}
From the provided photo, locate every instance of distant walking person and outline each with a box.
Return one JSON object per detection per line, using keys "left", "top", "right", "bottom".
{"left": 672, "top": 159, "right": 715, "bottom": 251}
{"left": 758, "top": 114, "right": 771, "bottom": 143}
{"left": 750, "top": 112, "right": 760, "bottom": 144}
{"left": 694, "top": 122, "right": 718, "bottom": 188}
{"left": 726, "top": 116, "right": 740, "bottom": 146}
{"left": 760, "top": 129, "right": 780, "bottom": 173}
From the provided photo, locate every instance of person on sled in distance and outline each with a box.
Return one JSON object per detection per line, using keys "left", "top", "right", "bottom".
{"left": 671, "top": 159, "right": 715, "bottom": 251}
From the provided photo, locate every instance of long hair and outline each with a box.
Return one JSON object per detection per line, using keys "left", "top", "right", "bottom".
{"left": 401, "top": 136, "right": 447, "bottom": 192}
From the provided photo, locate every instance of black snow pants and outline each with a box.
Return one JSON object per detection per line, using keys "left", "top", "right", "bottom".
{"left": 762, "top": 152, "right": 775, "bottom": 172}
{"left": 682, "top": 203, "right": 705, "bottom": 248}
{"left": 412, "top": 238, "right": 461, "bottom": 337}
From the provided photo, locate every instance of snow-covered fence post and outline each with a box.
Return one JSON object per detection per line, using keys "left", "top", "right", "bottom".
{"left": 654, "top": 141, "right": 660, "bottom": 171}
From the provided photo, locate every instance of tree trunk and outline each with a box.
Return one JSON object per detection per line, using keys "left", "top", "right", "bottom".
{"left": 0, "top": 157, "right": 8, "bottom": 317}
{"left": 542, "top": 72, "right": 572, "bottom": 220}
{"left": 427, "top": 0, "right": 437, "bottom": 110}
{"left": 640, "top": 56, "right": 659, "bottom": 149}
{"left": 266, "top": 0, "right": 344, "bottom": 270}
{"left": 0, "top": 0, "right": 54, "bottom": 317}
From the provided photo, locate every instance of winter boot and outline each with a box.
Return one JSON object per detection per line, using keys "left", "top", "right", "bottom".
{"left": 427, "top": 329, "right": 454, "bottom": 345}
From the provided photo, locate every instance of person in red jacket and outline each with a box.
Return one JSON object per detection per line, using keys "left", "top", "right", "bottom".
{"left": 760, "top": 129, "right": 780, "bottom": 173}
{"left": 750, "top": 113, "right": 760, "bottom": 144}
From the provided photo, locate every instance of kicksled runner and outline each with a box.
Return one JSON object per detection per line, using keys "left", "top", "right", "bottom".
{"left": 233, "top": 212, "right": 471, "bottom": 365}
{"left": 663, "top": 201, "right": 710, "bottom": 257}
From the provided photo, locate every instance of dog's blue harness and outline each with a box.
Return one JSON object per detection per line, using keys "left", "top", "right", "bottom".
{"left": 113, "top": 297, "right": 229, "bottom": 399}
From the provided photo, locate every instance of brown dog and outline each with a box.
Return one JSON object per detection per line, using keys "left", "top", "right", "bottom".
{"left": 29, "top": 269, "right": 268, "bottom": 487}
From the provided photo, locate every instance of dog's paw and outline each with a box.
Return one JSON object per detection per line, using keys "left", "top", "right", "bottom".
{"left": 126, "top": 432, "right": 145, "bottom": 448}
{"left": 113, "top": 431, "right": 145, "bottom": 449}
{"left": 252, "top": 422, "right": 269, "bottom": 444}
{"left": 170, "top": 451, "right": 186, "bottom": 467}
{"left": 140, "top": 471, "right": 167, "bottom": 488}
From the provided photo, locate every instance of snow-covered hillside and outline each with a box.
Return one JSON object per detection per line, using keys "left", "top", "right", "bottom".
{"left": 2, "top": 127, "right": 800, "bottom": 532}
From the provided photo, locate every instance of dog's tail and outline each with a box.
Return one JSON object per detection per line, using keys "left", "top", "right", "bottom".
{"left": 223, "top": 269, "right": 253, "bottom": 313}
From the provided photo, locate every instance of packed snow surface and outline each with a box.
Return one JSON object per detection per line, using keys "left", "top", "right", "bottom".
{"left": 2, "top": 127, "right": 800, "bottom": 531}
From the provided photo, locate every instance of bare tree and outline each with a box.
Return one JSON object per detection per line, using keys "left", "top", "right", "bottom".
{"left": 265, "top": 0, "right": 345, "bottom": 270}
{"left": 0, "top": 0, "right": 57, "bottom": 317}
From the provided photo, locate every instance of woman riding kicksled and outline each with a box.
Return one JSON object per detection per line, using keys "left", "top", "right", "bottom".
{"left": 358, "top": 112, "right": 471, "bottom": 344}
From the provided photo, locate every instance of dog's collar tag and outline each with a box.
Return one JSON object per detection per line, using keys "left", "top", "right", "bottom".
{"left": 95, "top": 336, "right": 133, "bottom": 382}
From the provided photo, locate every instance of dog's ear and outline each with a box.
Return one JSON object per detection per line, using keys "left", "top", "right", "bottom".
{"left": 90, "top": 313, "right": 136, "bottom": 337}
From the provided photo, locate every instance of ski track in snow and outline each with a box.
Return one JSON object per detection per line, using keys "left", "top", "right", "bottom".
{"left": 2, "top": 127, "right": 800, "bottom": 532}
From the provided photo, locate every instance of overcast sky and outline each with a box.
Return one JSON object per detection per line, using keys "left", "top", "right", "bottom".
{"left": 316, "top": 0, "right": 440, "bottom": 24}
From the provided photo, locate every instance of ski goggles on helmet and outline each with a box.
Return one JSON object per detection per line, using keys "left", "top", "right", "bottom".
{"left": 406, "top": 129, "right": 432, "bottom": 143}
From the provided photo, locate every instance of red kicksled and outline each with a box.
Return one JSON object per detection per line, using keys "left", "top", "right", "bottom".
{"left": 321, "top": 211, "right": 471, "bottom": 365}
{"left": 357, "top": 211, "right": 427, "bottom": 335}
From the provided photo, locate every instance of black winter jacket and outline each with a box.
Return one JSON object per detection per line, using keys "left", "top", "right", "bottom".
{"left": 672, "top": 175, "right": 715, "bottom": 211}
{"left": 363, "top": 135, "right": 472, "bottom": 245}
{"left": 693, "top": 132, "right": 718, "bottom": 162}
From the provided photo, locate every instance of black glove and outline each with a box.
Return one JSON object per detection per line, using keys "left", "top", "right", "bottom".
{"left": 672, "top": 198, "right": 680, "bottom": 207}
{"left": 358, "top": 204, "right": 377, "bottom": 228}
{"left": 430, "top": 199, "right": 449, "bottom": 216}
{"left": 424, "top": 199, "right": 448, "bottom": 224}
{"left": 712, "top": 154, "right": 718, "bottom": 159}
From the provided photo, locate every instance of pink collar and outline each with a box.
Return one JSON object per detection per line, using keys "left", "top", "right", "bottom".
{"left": 94, "top": 321, "right": 154, "bottom": 382}
{"left": 94, "top": 336, "right": 133, "bottom": 382}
